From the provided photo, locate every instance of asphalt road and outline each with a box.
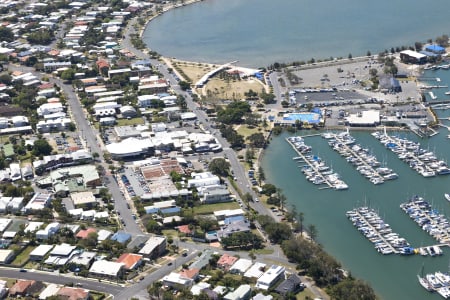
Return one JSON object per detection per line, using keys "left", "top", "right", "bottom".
{"left": 0, "top": 267, "right": 123, "bottom": 295}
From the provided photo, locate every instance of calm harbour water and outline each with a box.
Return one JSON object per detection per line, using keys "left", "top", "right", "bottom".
{"left": 143, "top": 1, "right": 450, "bottom": 298}
{"left": 143, "top": 0, "right": 450, "bottom": 67}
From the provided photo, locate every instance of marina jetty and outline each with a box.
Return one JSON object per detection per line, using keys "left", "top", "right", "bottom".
{"left": 323, "top": 131, "right": 398, "bottom": 185}
{"left": 372, "top": 130, "right": 450, "bottom": 177}
{"left": 287, "top": 136, "right": 348, "bottom": 190}
{"left": 400, "top": 195, "right": 450, "bottom": 245}
{"left": 346, "top": 207, "right": 411, "bottom": 255}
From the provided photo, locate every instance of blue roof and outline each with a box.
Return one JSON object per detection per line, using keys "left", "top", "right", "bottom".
{"left": 111, "top": 231, "right": 131, "bottom": 244}
{"left": 425, "top": 44, "right": 445, "bottom": 52}
{"left": 145, "top": 207, "right": 160, "bottom": 214}
{"left": 160, "top": 207, "right": 181, "bottom": 215}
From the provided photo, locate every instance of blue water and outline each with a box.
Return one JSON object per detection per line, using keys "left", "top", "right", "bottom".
{"left": 283, "top": 112, "right": 321, "bottom": 123}
{"left": 143, "top": 0, "right": 450, "bottom": 67}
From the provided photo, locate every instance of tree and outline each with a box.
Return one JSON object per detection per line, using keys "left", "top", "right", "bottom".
{"left": 328, "top": 278, "right": 376, "bottom": 300}
{"left": 260, "top": 91, "right": 276, "bottom": 104}
{"left": 414, "top": 42, "right": 423, "bottom": 51}
{"left": 297, "top": 212, "right": 305, "bottom": 235}
{"left": 262, "top": 184, "right": 277, "bottom": 196}
{"left": 258, "top": 166, "right": 265, "bottom": 184}
{"left": 178, "top": 80, "right": 191, "bottom": 91}
{"left": 33, "top": 139, "right": 53, "bottom": 156}
{"left": 248, "top": 132, "right": 266, "bottom": 148}
{"left": 0, "top": 27, "right": 14, "bottom": 43}
{"left": 26, "top": 29, "right": 54, "bottom": 45}
{"left": 308, "top": 224, "right": 318, "bottom": 242}
{"left": 208, "top": 158, "right": 230, "bottom": 177}
{"left": 60, "top": 68, "right": 76, "bottom": 82}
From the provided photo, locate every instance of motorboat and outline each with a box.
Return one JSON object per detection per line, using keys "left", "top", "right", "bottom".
{"left": 445, "top": 193, "right": 450, "bottom": 202}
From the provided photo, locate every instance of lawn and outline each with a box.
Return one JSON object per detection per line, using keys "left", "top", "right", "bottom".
{"left": 193, "top": 202, "right": 240, "bottom": 215}
{"left": 172, "top": 60, "right": 215, "bottom": 83}
{"left": 236, "top": 125, "right": 261, "bottom": 139}
{"left": 296, "top": 287, "right": 317, "bottom": 300}
{"left": 253, "top": 248, "right": 274, "bottom": 255}
{"left": 11, "top": 245, "right": 35, "bottom": 266}
{"left": 116, "top": 118, "right": 145, "bottom": 126}
{"left": 204, "top": 77, "right": 264, "bottom": 101}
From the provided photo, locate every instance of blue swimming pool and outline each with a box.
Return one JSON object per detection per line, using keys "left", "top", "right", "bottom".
{"left": 283, "top": 112, "right": 322, "bottom": 124}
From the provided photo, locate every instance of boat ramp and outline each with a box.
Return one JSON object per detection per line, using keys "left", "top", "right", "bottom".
{"left": 287, "top": 136, "right": 348, "bottom": 190}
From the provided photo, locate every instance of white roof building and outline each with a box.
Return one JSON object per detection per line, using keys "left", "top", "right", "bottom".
{"left": 30, "top": 244, "right": 54, "bottom": 261}
{"left": 71, "top": 191, "right": 96, "bottom": 206}
{"left": 256, "top": 265, "right": 285, "bottom": 290}
{"left": 25, "top": 222, "right": 44, "bottom": 233}
{"left": 38, "top": 283, "right": 61, "bottom": 300}
{"left": 0, "top": 219, "right": 11, "bottom": 232}
{"left": 187, "top": 172, "right": 220, "bottom": 188}
{"left": 162, "top": 272, "right": 194, "bottom": 288}
{"left": 224, "top": 284, "right": 251, "bottom": 300}
{"left": 244, "top": 262, "right": 266, "bottom": 279}
{"left": 50, "top": 243, "right": 76, "bottom": 257}
{"left": 0, "top": 249, "right": 14, "bottom": 264}
{"left": 37, "top": 102, "right": 64, "bottom": 116}
{"left": 89, "top": 260, "right": 124, "bottom": 278}
{"left": 230, "top": 258, "right": 253, "bottom": 275}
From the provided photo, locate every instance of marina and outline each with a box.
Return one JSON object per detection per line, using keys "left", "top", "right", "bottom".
{"left": 324, "top": 131, "right": 398, "bottom": 185}
{"left": 400, "top": 195, "right": 450, "bottom": 244}
{"left": 418, "top": 267, "right": 450, "bottom": 298}
{"left": 287, "top": 136, "right": 348, "bottom": 190}
{"left": 372, "top": 130, "right": 450, "bottom": 177}
{"left": 346, "top": 207, "right": 411, "bottom": 255}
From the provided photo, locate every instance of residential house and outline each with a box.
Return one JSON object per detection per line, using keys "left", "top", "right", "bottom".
{"left": 29, "top": 245, "right": 54, "bottom": 261}
{"left": 256, "top": 265, "right": 285, "bottom": 290}
{"left": 217, "top": 254, "right": 238, "bottom": 271}
{"left": 275, "top": 274, "right": 304, "bottom": 296}
{"left": 116, "top": 253, "right": 143, "bottom": 271}
{"left": 138, "top": 236, "right": 166, "bottom": 259}
{"left": 9, "top": 280, "right": 44, "bottom": 298}
{"left": 56, "top": 287, "right": 89, "bottom": 300}
{"left": 223, "top": 284, "right": 251, "bottom": 300}
{"left": 89, "top": 260, "right": 124, "bottom": 279}
{"left": 162, "top": 272, "right": 194, "bottom": 289}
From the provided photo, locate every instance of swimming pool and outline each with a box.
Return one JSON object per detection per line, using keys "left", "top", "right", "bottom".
{"left": 283, "top": 112, "right": 322, "bottom": 124}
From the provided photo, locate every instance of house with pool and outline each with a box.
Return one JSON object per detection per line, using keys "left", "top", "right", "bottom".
{"left": 274, "top": 108, "right": 324, "bottom": 128}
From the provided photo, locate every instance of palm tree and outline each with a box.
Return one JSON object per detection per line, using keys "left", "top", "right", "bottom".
{"left": 298, "top": 212, "right": 305, "bottom": 236}
{"left": 308, "top": 224, "right": 317, "bottom": 242}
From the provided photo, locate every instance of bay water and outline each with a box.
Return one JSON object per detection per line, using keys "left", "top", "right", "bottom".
{"left": 143, "top": 0, "right": 450, "bottom": 67}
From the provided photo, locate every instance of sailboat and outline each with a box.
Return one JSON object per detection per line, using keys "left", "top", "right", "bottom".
{"left": 418, "top": 264, "right": 435, "bottom": 292}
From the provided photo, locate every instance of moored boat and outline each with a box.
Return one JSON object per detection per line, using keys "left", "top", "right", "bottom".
{"left": 445, "top": 193, "right": 450, "bottom": 202}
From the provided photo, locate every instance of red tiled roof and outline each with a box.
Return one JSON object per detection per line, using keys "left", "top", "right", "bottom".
{"left": 48, "top": 49, "right": 60, "bottom": 56}
{"left": 96, "top": 60, "right": 110, "bottom": 69}
{"left": 179, "top": 268, "right": 199, "bottom": 279}
{"left": 76, "top": 228, "right": 97, "bottom": 239}
{"left": 217, "top": 254, "right": 238, "bottom": 269}
{"left": 176, "top": 225, "right": 192, "bottom": 235}
{"left": 57, "top": 287, "right": 89, "bottom": 300}
{"left": 39, "top": 82, "right": 54, "bottom": 90}
{"left": 10, "top": 280, "right": 35, "bottom": 295}
{"left": 116, "top": 253, "right": 143, "bottom": 270}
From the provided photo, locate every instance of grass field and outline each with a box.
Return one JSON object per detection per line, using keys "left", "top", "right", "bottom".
{"left": 204, "top": 77, "right": 264, "bottom": 101}
{"left": 172, "top": 60, "right": 215, "bottom": 83}
{"left": 11, "top": 245, "right": 35, "bottom": 266}
{"left": 297, "top": 288, "right": 318, "bottom": 300}
{"left": 116, "top": 118, "right": 146, "bottom": 126}
{"left": 236, "top": 125, "right": 261, "bottom": 139}
{"left": 193, "top": 202, "right": 240, "bottom": 215}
